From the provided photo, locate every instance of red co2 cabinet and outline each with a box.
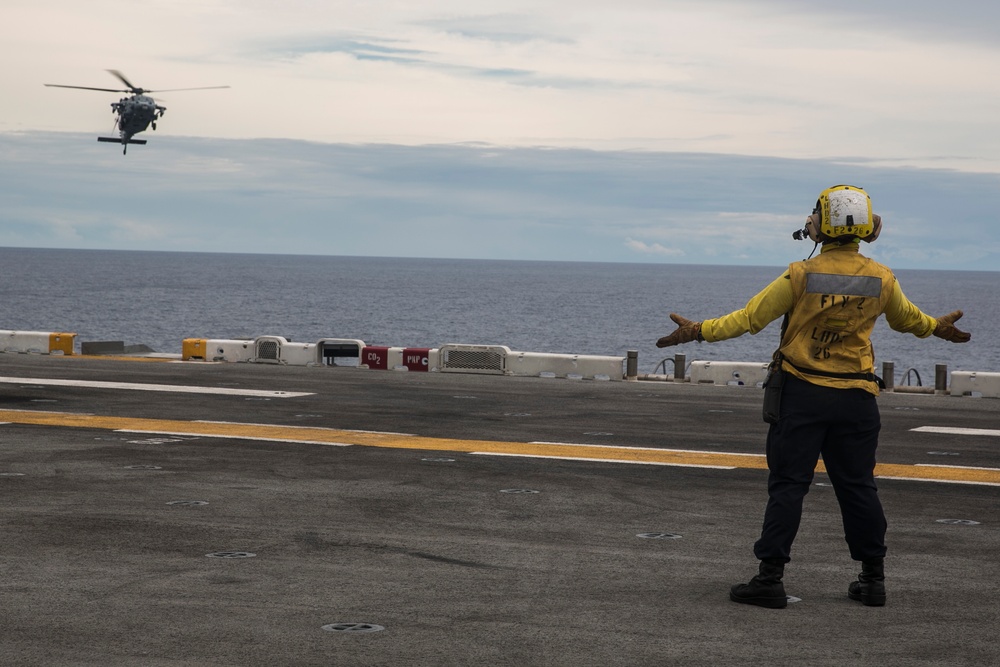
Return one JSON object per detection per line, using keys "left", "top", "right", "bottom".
{"left": 361, "top": 346, "right": 390, "bottom": 370}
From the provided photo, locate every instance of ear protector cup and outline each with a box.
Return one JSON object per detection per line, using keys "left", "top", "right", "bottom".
{"left": 804, "top": 213, "right": 822, "bottom": 243}
{"left": 861, "top": 214, "right": 882, "bottom": 243}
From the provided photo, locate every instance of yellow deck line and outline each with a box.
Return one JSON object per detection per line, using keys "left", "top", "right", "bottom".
{"left": 2, "top": 409, "right": 999, "bottom": 485}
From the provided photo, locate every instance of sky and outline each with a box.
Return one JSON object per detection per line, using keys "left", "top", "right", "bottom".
{"left": 1, "top": 0, "right": 999, "bottom": 269}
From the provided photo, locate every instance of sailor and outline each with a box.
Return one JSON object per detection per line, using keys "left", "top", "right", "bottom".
{"left": 655, "top": 185, "right": 971, "bottom": 608}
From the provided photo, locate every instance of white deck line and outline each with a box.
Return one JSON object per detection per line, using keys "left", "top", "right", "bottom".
{"left": 194, "top": 420, "right": 413, "bottom": 436}
{"left": 528, "top": 441, "right": 764, "bottom": 458}
{"left": 911, "top": 426, "right": 1000, "bottom": 437}
{"left": 915, "top": 463, "right": 1000, "bottom": 472}
{"left": 0, "top": 376, "right": 313, "bottom": 398}
{"left": 877, "top": 475, "right": 1000, "bottom": 487}
{"left": 472, "top": 451, "right": 736, "bottom": 469}
{"left": 115, "top": 429, "right": 352, "bottom": 446}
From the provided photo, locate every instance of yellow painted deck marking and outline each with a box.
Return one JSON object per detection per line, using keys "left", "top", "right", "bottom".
{"left": 2, "top": 409, "right": 999, "bottom": 486}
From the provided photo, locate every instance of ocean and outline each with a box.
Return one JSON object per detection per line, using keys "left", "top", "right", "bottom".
{"left": 1, "top": 248, "right": 996, "bottom": 381}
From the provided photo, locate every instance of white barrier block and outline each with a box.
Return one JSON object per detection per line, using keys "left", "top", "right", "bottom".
{"left": 383, "top": 346, "right": 404, "bottom": 370}
{"left": 689, "top": 360, "right": 770, "bottom": 387}
{"left": 950, "top": 371, "right": 1000, "bottom": 398}
{"left": 507, "top": 351, "right": 624, "bottom": 381}
{"left": 388, "top": 348, "right": 409, "bottom": 370}
{"left": 424, "top": 348, "right": 441, "bottom": 372}
{"left": 316, "top": 338, "right": 367, "bottom": 366}
{"left": 1, "top": 330, "right": 76, "bottom": 355}
{"left": 254, "top": 336, "right": 320, "bottom": 366}
{"left": 281, "top": 342, "right": 318, "bottom": 366}
{"left": 183, "top": 338, "right": 255, "bottom": 362}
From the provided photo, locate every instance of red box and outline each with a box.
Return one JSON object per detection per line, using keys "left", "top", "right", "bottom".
{"left": 361, "top": 346, "right": 390, "bottom": 370}
{"left": 402, "top": 347, "right": 430, "bottom": 372}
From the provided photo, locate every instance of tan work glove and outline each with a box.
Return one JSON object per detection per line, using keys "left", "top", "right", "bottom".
{"left": 933, "top": 310, "right": 971, "bottom": 343}
{"left": 656, "top": 313, "right": 703, "bottom": 348}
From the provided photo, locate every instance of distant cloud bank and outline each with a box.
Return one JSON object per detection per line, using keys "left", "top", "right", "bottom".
{"left": 1, "top": 131, "right": 997, "bottom": 271}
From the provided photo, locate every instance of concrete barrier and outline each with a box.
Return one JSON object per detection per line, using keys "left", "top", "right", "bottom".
{"left": 254, "top": 336, "right": 318, "bottom": 365}
{"left": 400, "top": 347, "right": 437, "bottom": 372}
{"left": 950, "top": 371, "right": 1000, "bottom": 398}
{"left": 145, "top": 333, "right": 1000, "bottom": 392}
{"left": 361, "top": 346, "right": 402, "bottom": 370}
{"left": 506, "top": 351, "right": 624, "bottom": 381}
{"left": 182, "top": 338, "right": 254, "bottom": 362}
{"left": 316, "top": 339, "right": 367, "bottom": 366}
{"left": 436, "top": 345, "right": 624, "bottom": 380}
{"left": 361, "top": 346, "right": 440, "bottom": 371}
{"left": 1, "top": 330, "right": 76, "bottom": 355}
{"left": 689, "top": 360, "right": 769, "bottom": 387}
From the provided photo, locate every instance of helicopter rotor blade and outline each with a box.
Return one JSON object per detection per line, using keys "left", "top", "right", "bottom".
{"left": 143, "top": 85, "right": 231, "bottom": 93}
{"left": 47, "top": 70, "right": 229, "bottom": 95}
{"left": 44, "top": 83, "right": 127, "bottom": 93}
{"left": 107, "top": 69, "right": 140, "bottom": 93}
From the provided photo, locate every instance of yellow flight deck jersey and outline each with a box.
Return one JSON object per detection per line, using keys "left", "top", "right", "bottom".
{"left": 700, "top": 243, "right": 938, "bottom": 395}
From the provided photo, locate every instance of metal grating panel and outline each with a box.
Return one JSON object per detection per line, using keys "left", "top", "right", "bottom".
{"left": 439, "top": 345, "right": 508, "bottom": 375}
{"left": 445, "top": 349, "right": 502, "bottom": 371}
{"left": 256, "top": 340, "right": 279, "bottom": 360}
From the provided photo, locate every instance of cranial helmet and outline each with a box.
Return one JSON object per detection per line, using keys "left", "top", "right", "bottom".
{"left": 803, "top": 184, "right": 882, "bottom": 244}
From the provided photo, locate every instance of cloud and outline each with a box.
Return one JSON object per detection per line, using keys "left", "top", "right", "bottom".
{"left": 1, "top": 132, "right": 997, "bottom": 270}
{"left": 5, "top": 0, "right": 1000, "bottom": 171}
{"left": 744, "top": 0, "right": 1000, "bottom": 48}
{"left": 413, "top": 13, "right": 572, "bottom": 45}
{"left": 625, "top": 238, "right": 685, "bottom": 257}
{"left": 252, "top": 35, "right": 429, "bottom": 64}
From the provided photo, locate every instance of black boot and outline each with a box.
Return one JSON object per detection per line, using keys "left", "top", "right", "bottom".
{"left": 848, "top": 558, "right": 886, "bottom": 606}
{"left": 730, "top": 559, "right": 787, "bottom": 608}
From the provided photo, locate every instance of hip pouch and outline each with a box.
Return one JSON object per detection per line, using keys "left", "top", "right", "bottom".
{"left": 763, "top": 316, "right": 789, "bottom": 425}
{"left": 762, "top": 363, "right": 784, "bottom": 425}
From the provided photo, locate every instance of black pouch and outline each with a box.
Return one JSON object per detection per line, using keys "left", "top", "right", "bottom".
{"left": 762, "top": 364, "right": 784, "bottom": 425}
{"left": 763, "top": 318, "right": 789, "bottom": 425}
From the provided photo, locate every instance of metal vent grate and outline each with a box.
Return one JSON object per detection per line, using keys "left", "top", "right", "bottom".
{"left": 256, "top": 340, "right": 279, "bottom": 360}
{"left": 439, "top": 345, "right": 509, "bottom": 376}
{"left": 445, "top": 349, "right": 502, "bottom": 371}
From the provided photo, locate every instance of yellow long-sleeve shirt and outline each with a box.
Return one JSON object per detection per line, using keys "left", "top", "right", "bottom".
{"left": 700, "top": 245, "right": 937, "bottom": 344}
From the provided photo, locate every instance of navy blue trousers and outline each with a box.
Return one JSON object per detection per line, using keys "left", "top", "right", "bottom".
{"left": 753, "top": 374, "right": 888, "bottom": 563}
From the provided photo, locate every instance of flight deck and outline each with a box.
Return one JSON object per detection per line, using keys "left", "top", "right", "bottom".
{"left": 1, "top": 353, "right": 997, "bottom": 666}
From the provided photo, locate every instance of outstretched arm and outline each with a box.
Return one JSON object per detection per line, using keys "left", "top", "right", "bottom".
{"left": 655, "top": 272, "right": 792, "bottom": 348}
{"left": 885, "top": 282, "right": 970, "bottom": 342}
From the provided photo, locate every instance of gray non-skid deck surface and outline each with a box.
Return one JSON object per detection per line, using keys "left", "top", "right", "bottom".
{"left": 1, "top": 355, "right": 997, "bottom": 666}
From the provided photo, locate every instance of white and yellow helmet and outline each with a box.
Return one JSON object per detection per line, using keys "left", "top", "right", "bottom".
{"left": 804, "top": 184, "right": 882, "bottom": 243}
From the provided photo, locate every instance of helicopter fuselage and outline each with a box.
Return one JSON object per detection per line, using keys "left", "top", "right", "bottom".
{"left": 113, "top": 94, "right": 165, "bottom": 140}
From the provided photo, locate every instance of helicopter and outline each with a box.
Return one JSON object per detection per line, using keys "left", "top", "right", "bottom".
{"left": 44, "top": 70, "right": 229, "bottom": 154}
